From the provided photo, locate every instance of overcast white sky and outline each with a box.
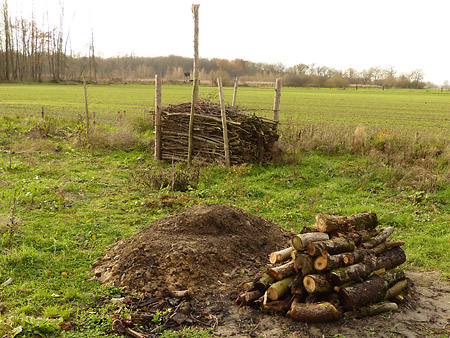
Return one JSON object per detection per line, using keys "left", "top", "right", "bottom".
{"left": 9, "top": 0, "right": 450, "bottom": 84}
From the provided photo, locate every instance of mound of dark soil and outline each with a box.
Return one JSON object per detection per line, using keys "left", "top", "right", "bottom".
{"left": 91, "top": 204, "right": 290, "bottom": 299}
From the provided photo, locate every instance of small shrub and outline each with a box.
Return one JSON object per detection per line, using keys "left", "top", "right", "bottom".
{"left": 133, "top": 162, "right": 201, "bottom": 192}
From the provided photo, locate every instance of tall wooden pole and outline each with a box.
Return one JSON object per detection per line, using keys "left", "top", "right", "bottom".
{"left": 273, "top": 78, "right": 282, "bottom": 121}
{"left": 154, "top": 74, "right": 162, "bottom": 161}
{"left": 188, "top": 4, "right": 200, "bottom": 166}
{"left": 232, "top": 77, "right": 239, "bottom": 108}
{"left": 217, "top": 78, "right": 230, "bottom": 168}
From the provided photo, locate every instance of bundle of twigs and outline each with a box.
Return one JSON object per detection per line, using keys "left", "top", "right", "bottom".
{"left": 160, "top": 101, "right": 279, "bottom": 165}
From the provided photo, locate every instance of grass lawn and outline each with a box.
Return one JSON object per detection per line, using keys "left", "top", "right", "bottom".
{"left": 0, "top": 83, "right": 449, "bottom": 337}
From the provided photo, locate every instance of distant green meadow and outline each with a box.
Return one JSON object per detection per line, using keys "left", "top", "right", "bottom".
{"left": 2, "top": 83, "right": 450, "bottom": 137}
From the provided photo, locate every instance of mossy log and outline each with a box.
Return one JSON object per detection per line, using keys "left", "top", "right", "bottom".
{"left": 254, "top": 272, "right": 275, "bottom": 292}
{"left": 267, "top": 275, "right": 295, "bottom": 301}
{"left": 293, "top": 252, "right": 315, "bottom": 275}
{"left": 315, "top": 212, "right": 378, "bottom": 234}
{"left": 314, "top": 249, "right": 366, "bottom": 271}
{"left": 291, "top": 232, "right": 329, "bottom": 251}
{"left": 362, "top": 227, "right": 394, "bottom": 249}
{"left": 368, "top": 240, "right": 405, "bottom": 255}
{"left": 344, "top": 302, "right": 398, "bottom": 319}
{"left": 303, "top": 274, "right": 333, "bottom": 294}
{"left": 385, "top": 279, "right": 408, "bottom": 299}
{"left": 290, "top": 299, "right": 341, "bottom": 323}
{"left": 290, "top": 273, "right": 306, "bottom": 297}
{"left": 307, "top": 237, "right": 355, "bottom": 257}
{"left": 269, "top": 247, "right": 294, "bottom": 264}
{"left": 338, "top": 270, "right": 406, "bottom": 310}
{"left": 268, "top": 260, "right": 295, "bottom": 281}
{"left": 374, "top": 246, "right": 406, "bottom": 271}
{"left": 329, "top": 255, "right": 378, "bottom": 285}
{"left": 335, "top": 230, "right": 379, "bottom": 245}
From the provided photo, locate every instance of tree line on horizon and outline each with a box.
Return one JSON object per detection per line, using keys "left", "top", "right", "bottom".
{"left": 0, "top": 0, "right": 443, "bottom": 89}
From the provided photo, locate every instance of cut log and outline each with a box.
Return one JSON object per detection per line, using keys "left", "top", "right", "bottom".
{"left": 314, "top": 249, "right": 366, "bottom": 271}
{"left": 267, "top": 275, "right": 295, "bottom": 301}
{"left": 385, "top": 279, "right": 408, "bottom": 299}
{"left": 293, "top": 252, "right": 315, "bottom": 275}
{"left": 329, "top": 255, "right": 378, "bottom": 285}
{"left": 303, "top": 274, "right": 332, "bottom": 294}
{"left": 290, "top": 300, "right": 341, "bottom": 323}
{"left": 269, "top": 247, "right": 294, "bottom": 264}
{"left": 263, "top": 298, "right": 292, "bottom": 312}
{"left": 243, "top": 281, "right": 256, "bottom": 291}
{"left": 290, "top": 273, "right": 306, "bottom": 297}
{"left": 368, "top": 240, "right": 405, "bottom": 255}
{"left": 339, "top": 275, "right": 388, "bottom": 310}
{"left": 234, "top": 289, "right": 263, "bottom": 306}
{"left": 338, "top": 271, "right": 406, "bottom": 310}
{"left": 291, "top": 232, "right": 329, "bottom": 251}
{"left": 335, "top": 230, "right": 379, "bottom": 245}
{"left": 315, "top": 212, "right": 378, "bottom": 233}
{"left": 307, "top": 237, "right": 355, "bottom": 257}
{"left": 254, "top": 272, "right": 275, "bottom": 292}
{"left": 344, "top": 302, "right": 398, "bottom": 319}
{"left": 374, "top": 246, "right": 406, "bottom": 271}
{"left": 362, "top": 227, "right": 394, "bottom": 249}
{"left": 268, "top": 260, "right": 295, "bottom": 281}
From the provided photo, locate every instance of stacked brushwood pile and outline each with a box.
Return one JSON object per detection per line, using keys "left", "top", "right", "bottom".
{"left": 235, "top": 212, "right": 408, "bottom": 322}
{"left": 160, "top": 101, "right": 279, "bottom": 165}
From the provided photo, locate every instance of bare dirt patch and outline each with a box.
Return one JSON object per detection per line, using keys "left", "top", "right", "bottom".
{"left": 91, "top": 204, "right": 450, "bottom": 337}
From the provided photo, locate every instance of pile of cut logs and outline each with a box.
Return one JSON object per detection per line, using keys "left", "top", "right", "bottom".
{"left": 236, "top": 212, "right": 407, "bottom": 322}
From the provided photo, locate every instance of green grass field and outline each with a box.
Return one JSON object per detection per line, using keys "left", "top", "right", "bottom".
{"left": 1, "top": 83, "right": 450, "bottom": 337}
{"left": 2, "top": 83, "right": 450, "bottom": 137}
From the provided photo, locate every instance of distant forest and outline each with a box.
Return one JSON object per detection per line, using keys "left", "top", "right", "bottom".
{"left": 0, "top": 1, "right": 438, "bottom": 88}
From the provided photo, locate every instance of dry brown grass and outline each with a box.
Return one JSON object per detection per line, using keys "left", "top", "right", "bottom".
{"left": 278, "top": 122, "right": 450, "bottom": 191}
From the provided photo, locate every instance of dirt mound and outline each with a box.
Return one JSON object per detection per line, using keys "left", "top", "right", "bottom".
{"left": 91, "top": 204, "right": 290, "bottom": 298}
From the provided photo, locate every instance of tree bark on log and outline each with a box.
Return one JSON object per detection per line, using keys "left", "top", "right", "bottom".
{"left": 374, "top": 246, "right": 406, "bottom": 271}
{"left": 254, "top": 272, "right": 275, "bottom": 292}
{"left": 263, "top": 298, "right": 292, "bottom": 312}
{"left": 338, "top": 271, "right": 406, "bottom": 310}
{"left": 270, "top": 247, "right": 294, "bottom": 264}
{"left": 290, "top": 273, "right": 306, "bottom": 297}
{"left": 293, "top": 252, "right": 315, "bottom": 275}
{"left": 290, "top": 300, "right": 341, "bottom": 323}
{"left": 314, "top": 249, "right": 366, "bottom": 271}
{"left": 315, "top": 212, "right": 378, "bottom": 234}
{"left": 291, "top": 232, "right": 329, "bottom": 251}
{"left": 234, "top": 289, "right": 263, "bottom": 306}
{"left": 267, "top": 275, "right": 295, "bottom": 301}
{"left": 335, "top": 230, "right": 379, "bottom": 246}
{"left": 269, "top": 260, "right": 295, "bottom": 281}
{"left": 362, "top": 227, "right": 394, "bottom": 249}
{"left": 368, "top": 240, "right": 405, "bottom": 255}
{"left": 307, "top": 237, "right": 356, "bottom": 257}
{"left": 303, "top": 274, "right": 333, "bottom": 294}
{"left": 329, "top": 255, "right": 378, "bottom": 285}
{"left": 385, "top": 279, "right": 408, "bottom": 299}
{"left": 339, "top": 275, "right": 388, "bottom": 310}
{"left": 344, "top": 302, "right": 398, "bottom": 319}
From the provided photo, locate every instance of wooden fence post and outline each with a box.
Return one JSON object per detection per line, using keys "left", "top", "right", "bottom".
{"left": 41, "top": 106, "right": 44, "bottom": 119}
{"left": 217, "top": 77, "right": 231, "bottom": 168}
{"left": 188, "top": 4, "right": 200, "bottom": 166}
{"left": 154, "top": 74, "right": 162, "bottom": 161}
{"left": 83, "top": 77, "right": 90, "bottom": 136}
{"left": 232, "top": 77, "right": 239, "bottom": 108}
{"left": 273, "top": 78, "right": 282, "bottom": 121}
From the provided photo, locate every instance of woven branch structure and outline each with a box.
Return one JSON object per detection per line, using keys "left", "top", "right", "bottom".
{"left": 160, "top": 101, "right": 279, "bottom": 165}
